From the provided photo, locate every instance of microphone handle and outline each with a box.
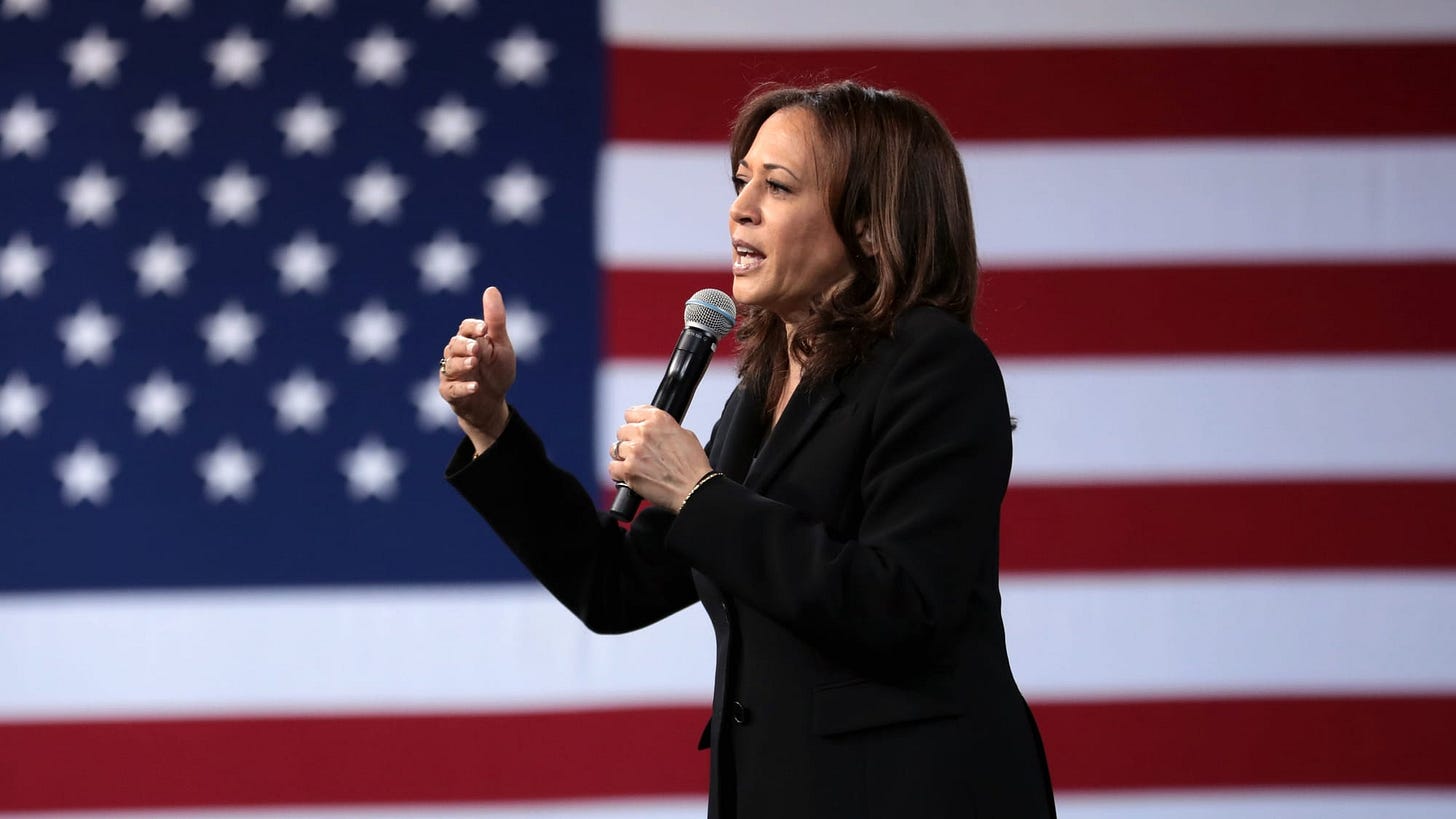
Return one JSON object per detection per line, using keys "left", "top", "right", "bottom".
{"left": 609, "top": 326, "right": 718, "bottom": 521}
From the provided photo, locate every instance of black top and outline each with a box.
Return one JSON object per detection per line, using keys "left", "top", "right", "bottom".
{"left": 447, "top": 306, "right": 1056, "bottom": 818}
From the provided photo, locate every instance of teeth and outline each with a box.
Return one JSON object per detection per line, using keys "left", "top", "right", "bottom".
{"left": 733, "top": 248, "right": 764, "bottom": 271}
{"left": 732, "top": 242, "right": 764, "bottom": 271}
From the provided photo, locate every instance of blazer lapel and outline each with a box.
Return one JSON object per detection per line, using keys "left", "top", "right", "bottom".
{"left": 709, "top": 384, "right": 766, "bottom": 484}
{"left": 744, "top": 379, "right": 843, "bottom": 491}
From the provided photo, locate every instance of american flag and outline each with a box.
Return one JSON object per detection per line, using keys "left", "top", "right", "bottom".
{"left": 3, "top": 1, "right": 1455, "bottom": 817}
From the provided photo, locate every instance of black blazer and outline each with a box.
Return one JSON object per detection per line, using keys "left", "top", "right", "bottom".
{"left": 448, "top": 306, "right": 1055, "bottom": 818}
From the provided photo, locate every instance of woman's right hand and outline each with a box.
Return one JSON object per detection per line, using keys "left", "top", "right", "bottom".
{"left": 439, "top": 286, "right": 516, "bottom": 454}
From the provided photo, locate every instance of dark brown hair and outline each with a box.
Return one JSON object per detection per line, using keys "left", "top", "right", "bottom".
{"left": 729, "top": 80, "right": 979, "bottom": 404}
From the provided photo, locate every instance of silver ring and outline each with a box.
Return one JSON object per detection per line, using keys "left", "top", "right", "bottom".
{"left": 611, "top": 440, "right": 624, "bottom": 461}
{"left": 439, "top": 357, "right": 448, "bottom": 375}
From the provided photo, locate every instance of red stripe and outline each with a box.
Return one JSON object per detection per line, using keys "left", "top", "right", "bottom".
{"left": 1039, "top": 696, "right": 1456, "bottom": 791}
{"left": 2, "top": 697, "right": 1452, "bottom": 810}
{"left": 595, "top": 480, "right": 1456, "bottom": 572}
{"left": 610, "top": 43, "right": 1456, "bottom": 142}
{"left": 1002, "top": 480, "right": 1456, "bottom": 572}
{"left": 0, "top": 707, "right": 708, "bottom": 812}
{"left": 977, "top": 262, "right": 1456, "bottom": 357}
{"left": 606, "top": 262, "right": 1456, "bottom": 358}
{"left": 605, "top": 269, "right": 739, "bottom": 358}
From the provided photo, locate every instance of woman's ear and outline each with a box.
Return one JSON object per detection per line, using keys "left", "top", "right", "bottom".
{"left": 854, "top": 219, "right": 877, "bottom": 257}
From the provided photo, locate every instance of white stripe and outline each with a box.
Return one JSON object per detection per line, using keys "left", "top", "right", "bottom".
{"left": 1005, "top": 571, "right": 1456, "bottom": 700}
{"left": 606, "top": 0, "right": 1456, "bottom": 45}
{"left": 5, "top": 791, "right": 1455, "bottom": 819}
{"left": 598, "top": 140, "right": 1456, "bottom": 267}
{"left": 1055, "top": 789, "right": 1456, "bottom": 819}
{"left": 598, "top": 356, "right": 1456, "bottom": 483}
{"left": 0, "top": 585, "right": 714, "bottom": 720}
{"left": 1001, "top": 355, "right": 1456, "bottom": 482}
{"left": 3, "top": 573, "right": 1453, "bottom": 718}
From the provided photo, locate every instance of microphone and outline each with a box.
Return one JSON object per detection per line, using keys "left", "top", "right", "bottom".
{"left": 610, "top": 288, "right": 737, "bottom": 521}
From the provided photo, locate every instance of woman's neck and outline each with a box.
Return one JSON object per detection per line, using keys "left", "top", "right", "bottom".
{"left": 773, "top": 322, "right": 804, "bottom": 428}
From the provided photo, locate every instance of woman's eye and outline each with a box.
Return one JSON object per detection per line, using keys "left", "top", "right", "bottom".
{"left": 767, "top": 180, "right": 790, "bottom": 194}
{"left": 731, "top": 176, "right": 746, "bottom": 193}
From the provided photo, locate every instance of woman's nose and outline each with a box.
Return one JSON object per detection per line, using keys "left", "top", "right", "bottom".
{"left": 729, "top": 189, "right": 758, "bottom": 224}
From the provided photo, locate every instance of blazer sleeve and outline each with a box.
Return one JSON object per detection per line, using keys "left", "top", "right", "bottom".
{"left": 446, "top": 406, "right": 700, "bottom": 635}
{"left": 665, "top": 315, "right": 1012, "bottom": 668}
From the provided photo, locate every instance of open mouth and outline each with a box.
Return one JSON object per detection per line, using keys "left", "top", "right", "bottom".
{"left": 733, "top": 242, "right": 765, "bottom": 272}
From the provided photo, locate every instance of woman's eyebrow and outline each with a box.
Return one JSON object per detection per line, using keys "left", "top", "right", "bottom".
{"left": 737, "top": 159, "right": 801, "bottom": 181}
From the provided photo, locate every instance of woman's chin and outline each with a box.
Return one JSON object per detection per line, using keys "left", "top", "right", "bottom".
{"left": 730, "top": 278, "right": 757, "bottom": 308}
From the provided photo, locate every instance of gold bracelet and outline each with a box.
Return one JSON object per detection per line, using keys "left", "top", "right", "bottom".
{"left": 678, "top": 470, "right": 722, "bottom": 513}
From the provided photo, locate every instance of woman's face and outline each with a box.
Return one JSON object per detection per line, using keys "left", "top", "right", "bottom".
{"left": 729, "top": 107, "right": 853, "bottom": 322}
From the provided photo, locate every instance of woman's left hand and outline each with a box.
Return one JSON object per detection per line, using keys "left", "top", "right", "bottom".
{"left": 608, "top": 406, "right": 713, "bottom": 512}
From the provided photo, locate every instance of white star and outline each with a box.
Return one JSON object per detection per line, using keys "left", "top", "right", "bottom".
{"left": 344, "top": 162, "right": 408, "bottom": 223}
{"left": 349, "top": 26, "right": 411, "bottom": 86}
{"left": 490, "top": 26, "right": 554, "bottom": 87}
{"left": 135, "top": 95, "right": 198, "bottom": 157}
{"left": 414, "top": 230, "right": 476, "bottom": 293}
{"left": 485, "top": 161, "right": 549, "bottom": 224}
{"left": 341, "top": 299, "right": 405, "bottom": 362}
{"left": 1, "top": 95, "right": 55, "bottom": 157}
{"left": 55, "top": 440, "right": 119, "bottom": 506}
{"left": 0, "top": 370, "right": 48, "bottom": 437}
{"left": 277, "top": 95, "right": 340, "bottom": 156}
{"left": 56, "top": 301, "right": 122, "bottom": 367}
{"left": 504, "top": 298, "right": 548, "bottom": 361}
{"left": 63, "top": 26, "right": 126, "bottom": 87}
{"left": 339, "top": 436, "right": 405, "bottom": 501}
{"left": 206, "top": 27, "right": 268, "bottom": 87}
{"left": 198, "top": 300, "right": 263, "bottom": 364}
{"left": 273, "top": 230, "right": 334, "bottom": 294}
{"left": 270, "top": 368, "right": 332, "bottom": 432}
{"left": 143, "top": 0, "right": 190, "bottom": 18}
{"left": 426, "top": 0, "right": 475, "bottom": 17}
{"left": 1, "top": 233, "right": 50, "bottom": 298}
{"left": 128, "top": 369, "right": 190, "bottom": 435}
{"left": 197, "top": 437, "right": 262, "bottom": 503}
{"left": 419, "top": 94, "right": 483, "bottom": 155}
{"left": 412, "top": 376, "right": 457, "bottom": 432}
{"left": 285, "top": 0, "right": 333, "bottom": 17}
{"left": 2, "top": 0, "right": 47, "bottom": 19}
{"left": 60, "top": 163, "right": 124, "bottom": 226}
{"left": 131, "top": 232, "right": 192, "bottom": 297}
{"left": 202, "top": 163, "right": 266, "bottom": 225}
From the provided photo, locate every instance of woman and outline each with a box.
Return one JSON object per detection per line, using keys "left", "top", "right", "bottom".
{"left": 438, "top": 81, "right": 1055, "bottom": 818}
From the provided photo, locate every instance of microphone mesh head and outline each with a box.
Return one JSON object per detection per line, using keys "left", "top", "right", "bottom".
{"left": 684, "top": 289, "right": 737, "bottom": 340}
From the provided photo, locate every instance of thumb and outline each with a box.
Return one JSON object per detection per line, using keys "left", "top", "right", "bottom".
{"left": 481, "top": 286, "right": 511, "bottom": 346}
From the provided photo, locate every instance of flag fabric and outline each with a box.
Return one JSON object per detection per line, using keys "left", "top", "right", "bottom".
{"left": 4, "top": 1, "right": 1456, "bottom": 817}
